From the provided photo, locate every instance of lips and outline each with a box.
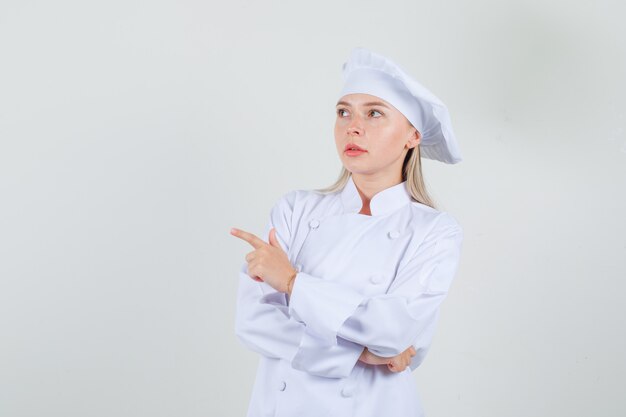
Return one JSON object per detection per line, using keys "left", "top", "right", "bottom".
{"left": 344, "top": 143, "right": 367, "bottom": 157}
{"left": 345, "top": 143, "right": 366, "bottom": 152}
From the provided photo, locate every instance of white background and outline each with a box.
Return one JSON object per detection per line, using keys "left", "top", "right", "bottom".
{"left": 1, "top": 1, "right": 625, "bottom": 416}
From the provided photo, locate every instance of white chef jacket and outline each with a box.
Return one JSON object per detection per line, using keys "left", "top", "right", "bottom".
{"left": 235, "top": 175, "right": 464, "bottom": 417}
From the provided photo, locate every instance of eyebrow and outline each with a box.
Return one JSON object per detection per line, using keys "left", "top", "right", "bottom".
{"left": 335, "top": 100, "right": 391, "bottom": 109}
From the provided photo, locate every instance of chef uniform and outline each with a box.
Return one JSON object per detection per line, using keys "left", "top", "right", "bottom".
{"left": 235, "top": 47, "right": 464, "bottom": 417}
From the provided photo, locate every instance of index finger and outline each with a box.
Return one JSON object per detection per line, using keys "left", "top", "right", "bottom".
{"left": 230, "top": 227, "right": 266, "bottom": 249}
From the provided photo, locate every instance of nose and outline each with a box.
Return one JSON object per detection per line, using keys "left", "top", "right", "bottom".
{"left": 347, "top": 115, "right": 363, "bottom": 136}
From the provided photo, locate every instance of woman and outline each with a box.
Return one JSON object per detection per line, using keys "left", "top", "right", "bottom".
{"left": 230, "top": 47, "right": 464, "bottom": 417}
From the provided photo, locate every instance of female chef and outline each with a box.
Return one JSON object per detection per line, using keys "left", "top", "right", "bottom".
{"left": 230, "top": 47, "right": 464, "bottom": 417}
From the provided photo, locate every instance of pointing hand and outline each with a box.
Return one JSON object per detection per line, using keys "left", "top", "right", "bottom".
{"left": 230, "top": 227, "right": 298, "bottom": 295}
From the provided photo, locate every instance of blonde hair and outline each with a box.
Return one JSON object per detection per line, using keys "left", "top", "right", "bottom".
{"left": 313, "top": 143, "right": 437, "bottom": 209}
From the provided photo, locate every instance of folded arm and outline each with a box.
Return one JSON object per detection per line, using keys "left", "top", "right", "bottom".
{"left": 234, "top": 191, "right": 365, "bottom": 378}
{"left": 288, "top": 218, "right": 464, "bottom": 371}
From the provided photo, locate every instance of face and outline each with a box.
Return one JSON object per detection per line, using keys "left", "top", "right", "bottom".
{"left": 334, "top": 93, "right": 421, "bottom": 180}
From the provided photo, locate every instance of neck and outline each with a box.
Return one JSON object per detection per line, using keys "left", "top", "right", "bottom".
{"left": 351, "top": 173, "right": 404, "bottom": 208}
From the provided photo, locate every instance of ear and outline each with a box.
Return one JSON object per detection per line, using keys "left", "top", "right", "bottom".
{"left": 405, "top": 127, "right": 421, "bottom": 149}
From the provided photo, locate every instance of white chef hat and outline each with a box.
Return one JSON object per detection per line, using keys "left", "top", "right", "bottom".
{"left": 339, "top": 47, "right": 462, "bottom": 164}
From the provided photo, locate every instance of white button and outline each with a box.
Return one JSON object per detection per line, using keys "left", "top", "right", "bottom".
{"left": 309, "top": 219, "right": 320, "bottom": 229}
{"left": 387, "top": 230, "right": 400, "bottom": 239}
{"left": 295, "top": 263, "right": 302, "bottom": 272}
{"left": 278, "top": 381, "right": 286, "bottom": 391}
{"left": 341, "top": 386, "right": 354, "bottom": 397}
{"left": 369, "top": 273, "right": 385, "bottom": 284}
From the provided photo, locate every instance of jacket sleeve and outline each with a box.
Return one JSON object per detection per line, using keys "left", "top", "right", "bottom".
{"left": 287, "top": 215, "right": 464, "bottom": 371}
{"left": 234, "top": 191, "right": 364, "bottom": 378}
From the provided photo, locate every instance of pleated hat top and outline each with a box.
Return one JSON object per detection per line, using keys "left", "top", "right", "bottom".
{"left": 339, "top": 47, "right": 462, "bottom": 164}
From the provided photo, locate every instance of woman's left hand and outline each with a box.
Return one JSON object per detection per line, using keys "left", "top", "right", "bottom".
{"left": 230, "top": 227, "right": 298, "bottom": 294}
{"left": 359, "top": 346, "right": 417, "bottom": 372}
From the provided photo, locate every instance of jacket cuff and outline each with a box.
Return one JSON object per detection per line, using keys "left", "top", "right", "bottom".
{"left": 291, "top": 328, "right": 364, "bottom": 378}
{"left": 288, "top": 272, "right": 364, "bottom": 345}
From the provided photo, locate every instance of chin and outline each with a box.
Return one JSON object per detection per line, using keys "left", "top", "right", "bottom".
{"left": 345, "top": 166, "right": 377, "bottom": 176}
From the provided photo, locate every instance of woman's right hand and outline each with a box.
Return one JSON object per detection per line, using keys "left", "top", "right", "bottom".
{"left": 359, "top": 346, "right": 417, "bottom": 372}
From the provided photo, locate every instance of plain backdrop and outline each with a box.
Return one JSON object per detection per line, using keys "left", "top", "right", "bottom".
{"left": 1, "top": 1, "right": 625, "bottom": 416}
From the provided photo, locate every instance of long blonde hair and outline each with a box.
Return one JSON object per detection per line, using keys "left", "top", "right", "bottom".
{"left": 313, "top": 144, "right": 437, "bottom": 209}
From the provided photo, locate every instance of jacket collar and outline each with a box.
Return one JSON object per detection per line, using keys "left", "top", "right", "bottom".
{"left": 340, "top": 175, "right": 413, "bottom": 216}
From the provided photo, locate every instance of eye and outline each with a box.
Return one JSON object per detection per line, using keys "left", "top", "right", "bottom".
{"left": 336, "top": 108, "right": 349, "bottom": 117}
{"left": 369, "top": 109, "right": 383, "bottom": 117}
